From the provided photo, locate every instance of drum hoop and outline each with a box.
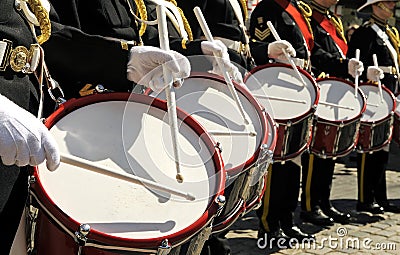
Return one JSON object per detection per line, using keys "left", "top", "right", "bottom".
{"left": 244, "top": 63, "right": 320, "bottom": 123}
{"left": 316, "top": 77, "right": 367, "bottom": 123}
{"left": 33, "top": 92, "right": 226, "bottom": 247}
{"left": 359, "top": 82, "right": 397, "bottom": 116}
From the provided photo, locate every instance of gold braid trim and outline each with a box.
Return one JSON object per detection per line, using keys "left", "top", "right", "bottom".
{"left": 239, "top": 0, "right": 248, "bottom": 20}
{"left": 386, "top": 25, "right": 400, "bottom": 65}
{"left": 28, "top": 0, "right": 51, "bottom": 44}
{"left": 167, "top": 0, "right": 193, "bottom": 40}
{"left": 298, "top": 1, "right": 314, "bottom": 39}
{"left": 330, "top": 14, "right": 346, "bottom": 43}
{"left": 133, "top": 0, "right": 147, "bottom": 36}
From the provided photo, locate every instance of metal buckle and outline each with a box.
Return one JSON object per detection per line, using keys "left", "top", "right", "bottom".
{"left": 0, "top": 39, "right": 12, "bottom": 71}
{"left": 0, "top": 40, "right": 38, "bottom": 73}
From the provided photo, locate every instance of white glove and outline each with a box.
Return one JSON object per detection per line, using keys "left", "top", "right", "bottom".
{"left": 127, "top": 46, "right": 191, "bottom": 93}
{"left": 0, "top": 95, "right": 60, "bottom": 171}
{"left": 267, "top": 40, "right": 296, "bottom": 60}
{"left": 367, "top": 66, "right": 384, "bottom": 82}
{"left": 348, "top": 58, "right": 364, "bottom": 78}
{"left": 201, "top": 40, "right": 244, "bottom": 84}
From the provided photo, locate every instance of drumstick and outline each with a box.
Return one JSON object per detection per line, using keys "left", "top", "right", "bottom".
{"left": 208, "top": 130, "right": 257, "bottom": 136}
{"left": 156, "top": 4, "right": 183, "bottom": 183}
{"left": 253, "top": 94, "right": 307, "bottom": 104}
{"left": 266, "top": 21, "right": 307, "bottom": 87}
{"left": 60, "top": 153, "right": 195, "bottom": 201}
{"left": 193, "top": 6, "right": 250, "bottom": 125}
{"left": 354, "top": 49, "right": 360, "bottom": 98}
{"left": 372, "top": 54, "right": 384, "bottom": 103}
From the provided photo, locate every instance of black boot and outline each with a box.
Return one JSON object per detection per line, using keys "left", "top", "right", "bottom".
{"left": 300, "top": 208, "right": 334, "bottom": 226}
{"left": 356, "top": 202, "right": 384, "bottom": 214}
{"left": 280, "top": 212, "right": 315, "bottom": 241}
{"left": 322, "top": 206, "right": 351, "bottom": 224}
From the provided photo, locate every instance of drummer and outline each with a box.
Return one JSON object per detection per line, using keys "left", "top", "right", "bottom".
{"left": 249, "top": 0, "right": 315, "bottom": 243}
{"left": 347, "top": 0, "right": 400, "bottom": 214}
{"left": 299, "top": 0, "right": 366, "bottom": 226}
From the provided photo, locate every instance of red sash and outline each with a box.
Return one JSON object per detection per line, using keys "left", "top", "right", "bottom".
{"left": 274, "top": 0, "right": 314, "bottom": 51}
{"left": 312, "top": 11, "right": 348, "bottom": 55}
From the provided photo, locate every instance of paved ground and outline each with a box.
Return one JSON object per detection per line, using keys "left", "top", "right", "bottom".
{"left": 227, "top": 144, "right": 400, "bottom": 254}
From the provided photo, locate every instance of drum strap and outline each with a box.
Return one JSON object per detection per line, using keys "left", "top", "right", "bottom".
{"left": 274, "top": 0, "right": 314, "bottom": 52}
{"left": 312, "top": 11, "right": 347, "bottom": 57}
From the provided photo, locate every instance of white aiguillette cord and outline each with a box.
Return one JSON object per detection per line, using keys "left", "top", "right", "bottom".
{"left": 193, "top": 6, "right": 250, "bottom": 124}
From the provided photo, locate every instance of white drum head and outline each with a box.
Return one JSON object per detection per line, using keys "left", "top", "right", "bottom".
{"left": 360, "top": 85, "right": 394, "bottom": 122}
{"left": 37, "top": 100, "right": 219, "bottom": 240}
{"left": 316, "top": 79, "right": 365, "bottom": 121}
{"left": 245, "top": 65, "right": 317, "bottom": 120}
{"left": 151, "top": 76, "right": 264, "bottom": 171}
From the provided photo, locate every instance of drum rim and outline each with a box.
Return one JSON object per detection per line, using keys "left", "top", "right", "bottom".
{"left": 316, "top": 77, "right": 367, "bottom": 124}
{"left": 244, "top": 63, "right": 320, "bottom": 123}
{"left": 32, "top": 92, "right": 226, "bottom": 248}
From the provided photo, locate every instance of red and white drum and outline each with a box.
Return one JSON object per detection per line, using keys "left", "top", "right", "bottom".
{"left": 148, "top": 73, "right": 276, "bottom": 233}
{"left": 393, "top": 93, "right": 400, "bottom": 145}
{"left": 310, "top": 78, "right": 366, "bottom": 158}
{"left": 28, "top": 93, "right": 225, "bottom": 254}
{"left": 244, "top": 63, "right": 319, "bottom": 162}
{"left": 357, "top": 83, "right": 396, "bottom": 153}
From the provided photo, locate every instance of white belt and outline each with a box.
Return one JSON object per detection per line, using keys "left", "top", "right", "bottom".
{"left": 379, "top": 66, "right": 397, "bottom": 74}
{"left": 0, "top": 39, "right": 40, "bottom": 73}
{"left": 213, "top": 36, "right": 247, "bottom": 54}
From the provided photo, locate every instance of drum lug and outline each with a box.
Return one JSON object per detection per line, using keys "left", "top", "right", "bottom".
{"left": 75, "top": 223, "right": 90, "bottom": 255}
{"left": 157, "top": 239, "right": 172, "bottom": 255}
{"left": 215, "top": 195, "right": 226, "bottom": 216}
{"left": 215, "top": 142, "right": 223, "bottom": 153}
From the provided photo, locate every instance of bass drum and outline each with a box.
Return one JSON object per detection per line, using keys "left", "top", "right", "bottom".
{"left": 357, "top": 83, "right": 396, "bottom": 153}
{"left": 244, "top": 63, "right": 319, "bottom": 162}
{"left": 28, "top": 93, "right": 225, "bottom": 254}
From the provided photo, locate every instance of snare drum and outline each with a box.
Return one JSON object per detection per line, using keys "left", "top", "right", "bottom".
{"left": 28, "top": 93, "right": 225, "bottom": 254}
{"left": 147, "top": 73, "right": 276, "bottom": 233}
{"left": 244, "top": 63, "right": 319, "bottom": 161}
{"left": 357, "top": 83, "right": 396, "bottom": 153}
{"left": 310, "top": 78, "right": 366, "bottom": 158}
{"left": 393, "top": 93, "right": 400, "bottom": 145}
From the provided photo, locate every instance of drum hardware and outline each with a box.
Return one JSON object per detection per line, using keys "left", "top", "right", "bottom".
{"left": 75, "top": 224, "right": 91, "bottom": 255}
{"left": 254, "top": 94, "right": 307, "bottom": 104}
{"left": 60, "top": 153, "right": 196, "bottom": 201}
{"left": 208, "top": 130, "right": 257, "bottom": 136}
{"left": 215, "top": 195, "right": 227, "bottom": 217}
{"left": 157, "top": 239, "right": 171, "bottom": 255}
{"left": 194, "top": 7, "right": 250, "bottom": 125}
{"left": 215, "top": 142, "right": 223, "bottom": 153}
{"left": 266, "top": 21, "right": 308, "bottom": 87}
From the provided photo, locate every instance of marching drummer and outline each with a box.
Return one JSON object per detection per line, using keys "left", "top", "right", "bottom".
{"left": 347, "top": 0, "right": 400, "bottom": 214}
{"left": 249, "top": 0, "right": 315, "bottom": 243}
{"left": 299, "top": 0, "right": 366, "bottom": 226}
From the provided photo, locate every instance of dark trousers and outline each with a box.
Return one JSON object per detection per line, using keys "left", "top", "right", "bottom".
{"left": 0, "top": 165, "right": 28, "bottom": 254}
{"left": 357, "top": 150, "right": 389, "bottom": 204}
{"left": 301, "top": 153, "right": 335, "bottom": 211}
{"left": 257, "top": 161, "right": 301, "bottom": 232}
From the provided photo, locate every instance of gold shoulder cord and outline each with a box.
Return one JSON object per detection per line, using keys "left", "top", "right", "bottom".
{"left": 239, "top": 0, "right": 248, "bottom": 20}
{"left": 329, "top": 14, "right": 346, "bottom": 43}
{"left": 133, "top": 0, "right": 148, "bottom": 37}
{"left": 167, "top": 0, "right": 193, "bottom": 41}
{"left": 386, "top": 25, "right": 400, "bottom": 65}
{"left": 298, "top": 1, "right": 314, "bottom": 39}
{"left": 28, "top": 0, "right": 51, "bottom": 44}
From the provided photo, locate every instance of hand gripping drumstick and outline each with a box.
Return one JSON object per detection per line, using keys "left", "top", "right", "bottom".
{"left": 60, "top": 153, "right": 195, "bottom": 201}
{"left": 193, "top": 6, "right": 250, "bottom": 125}
{"left": 354, "top": 49, "right": 360, "bottom": 98}
{"left": 372, "top": 54, "right": 384, "bottom": 103}
{"left": 156, "top": 4, "right": 184, "bottom": 183}
{"left": 266, "top": 21, "right": 308, "bottom": 87}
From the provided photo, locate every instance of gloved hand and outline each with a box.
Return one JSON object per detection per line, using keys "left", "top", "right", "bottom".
{"left": 267, "top": 40, "right": 296, "bottom": 60}
{"left": 201, "top": 40, "right": 244, "bottom": 84}
{"left": 367, "top": 66, "right": 384, "bottom": 82}
{"left": 348, "top": 58, "right": 364, "bottom": 78}
{"left": 127, "top": 46, "right": 191, "bottom": 92}
{"left": 0, "top": 95, "right": 60, "bottom": 171}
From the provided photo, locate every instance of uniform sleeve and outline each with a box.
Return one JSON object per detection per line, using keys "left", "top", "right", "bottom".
{"left": 249, "top": 3, "right": 272, "bottom": 65}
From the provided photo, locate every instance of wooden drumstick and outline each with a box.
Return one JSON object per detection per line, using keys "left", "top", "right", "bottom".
{"left": 266, "top": 21, "right": 308, "bottom": 87}
{"left": 354, "top": 49, "right": 360, "bottom": 98}
{"left": 193, "top": 6, "right": 250, "bottom": 125}
{"left": 373, "top": 54, "right": 384, "bottom": 103}
{"left": 60, "top": 153, "right": 195, "bottom": 201}
{"left": 156, "top": 4, "right": 183, "bottom": 183}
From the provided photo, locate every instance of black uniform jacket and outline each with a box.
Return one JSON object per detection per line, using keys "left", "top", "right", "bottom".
{"left": 249, "top": 0, "right": 310, "bottom": 66}
{"left": 347, "top": 16, "right": 399, "bottom": 92}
